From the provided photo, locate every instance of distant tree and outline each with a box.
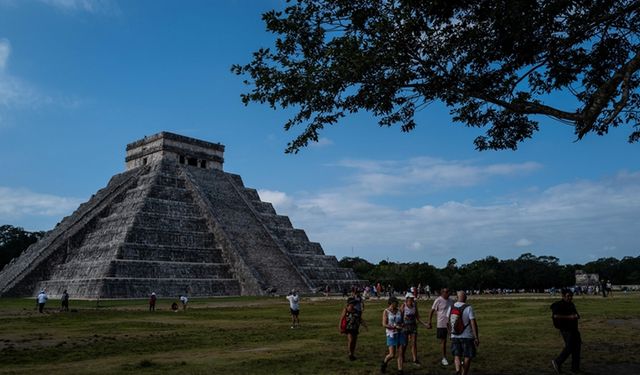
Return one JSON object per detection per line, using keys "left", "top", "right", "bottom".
{"left": 618, "top": 256, "right": 640, "bottom": 284}
{"left": 234, "top": 1, "right": 640, "bottom": 153}
{"left": 338, "top": 256, "right": 375, "bottom": 277}
{"left": 0, "top": 225, "right": 45, "bottom": 269}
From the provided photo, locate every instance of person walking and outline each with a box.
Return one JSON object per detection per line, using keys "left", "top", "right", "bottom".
{"left": 149, "top": 292, "right": 157, "bottom": 312}
{"left": 36, "top": 290, "right": 48, "bottom": 313}
{"left": 180, "top": 295, "right": 188, "bottom": 311}
{"left": 286, "top": 290, "right": 300, "bottom": 328}
{"left": 351, "top": 288, "right": 365, "bottom": 317}
{"left": 401, "top": 292, "right": 428, "bottom": 366}
{"left": 381, "top": 296, "right": 406, "bottom": 374}
{"left": 428, "top": 288, "right": 453, "bottom": 366}
{"left": 60, "top": 290, "right": 69, "bottom": 312}
{"left": 340, "top": 297, "right": 366, "bottom": 360}
{"left": 551, "top": 289, "right": 581, "bottom": 374}
{"left": 449, "top": 290, "right": 479, "bottom": 375}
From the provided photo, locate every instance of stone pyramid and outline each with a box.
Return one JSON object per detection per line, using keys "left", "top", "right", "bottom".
{"left": 0, "top": 132, "right": 363, "bottom": 298}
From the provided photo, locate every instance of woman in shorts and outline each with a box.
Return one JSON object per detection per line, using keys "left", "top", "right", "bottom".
{"left": 381, "top": 296, "right": 406, "bottom": 374}
{"left": 401, "top": 292, "right": 428, "bottom": 365}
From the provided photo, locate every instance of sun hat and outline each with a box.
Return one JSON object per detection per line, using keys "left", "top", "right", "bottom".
{"left": 405, "top": 292, "right": 415, "bottom": 299}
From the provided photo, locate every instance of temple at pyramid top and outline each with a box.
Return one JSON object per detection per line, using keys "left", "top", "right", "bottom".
{"left": 0, "top": 132, "right": 364, "bottom": 298}
{"left": 125, "top": 132, "right": 225, "bottom": 171}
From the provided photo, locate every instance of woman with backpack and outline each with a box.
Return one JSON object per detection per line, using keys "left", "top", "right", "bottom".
{"left": 339, "top": 297, "right": 366, "bottom": 360}
{"left": 381, "top": 296, "right": 406, "bottom": 374}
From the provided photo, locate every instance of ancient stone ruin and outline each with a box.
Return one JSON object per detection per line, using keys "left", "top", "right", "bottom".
{"left": 0, "top": 132, "right": 363, "bottom": 298}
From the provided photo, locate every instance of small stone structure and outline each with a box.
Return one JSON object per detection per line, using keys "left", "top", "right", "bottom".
{"left": 0, "top": 132, "right": 363, "bottom": 298}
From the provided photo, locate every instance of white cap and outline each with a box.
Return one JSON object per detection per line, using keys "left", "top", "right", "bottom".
{"left": 405, "top": 292, "right": 415, "bottom": 299}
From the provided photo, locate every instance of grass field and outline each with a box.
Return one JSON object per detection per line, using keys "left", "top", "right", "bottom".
{"left": 1, "top": 294, "right": 639, "bottom": 374}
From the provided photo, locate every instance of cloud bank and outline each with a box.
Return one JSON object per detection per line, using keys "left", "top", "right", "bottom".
{"left": 259, "top": 158, "right": 640, "bottom": 266}
{"left": 0, "top": 186, "right": 84, "bottom": 219}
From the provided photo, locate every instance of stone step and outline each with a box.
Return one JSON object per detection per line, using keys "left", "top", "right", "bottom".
{"left": 270, "top": 228, "right": 309, "bottom": 242}
{"left": 118, "top": 243, "right": 224, "bottom": 263}
{"left": 251, "top": 201, "right": 276, "bottom": 215}
{"left": 140, "top": 197, "right": 202, "bottom": 216}
{"left": 110, "top": 260, "right": 233, "bottom": 279}
{"left": 125, "top": 227, "right": 216, "bottom": 248}
{"left": 49, "top": 260, "right": 233, "bottom": 281}
{"left": 132, "top": 213, "right": 209, "bottom": 232}
{"left": 280, "top": 241, "right": 325, "bottom": 255}
{"left": 258, "top": 213, "right": 293, "bottom": 229}
{"left": 37, "top": 277, "right": 241, "bottom": 298}
{"left": 290, "top": 254, "right": 339, "bottom": 268}
{"left": 242, "top": 188, "right": 260, "bottom": 201}
{"left": 145, "top": 184, "right": 194, "bottom": 202}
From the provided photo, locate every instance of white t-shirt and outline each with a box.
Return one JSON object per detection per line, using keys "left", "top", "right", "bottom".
{"left": 448, "top": 302, "right": 476, "bottom": 339}
{"left": 180, "top": 296, "right": 188, "bottom": 304}
{"left": 431, "top": 296, "right": 453, "bottom": 328}
{"left": 37, "top": 292, "right": 48, "bottom": 304}
{"left": 287, "top": 294, "right": 299, "bottom": 310}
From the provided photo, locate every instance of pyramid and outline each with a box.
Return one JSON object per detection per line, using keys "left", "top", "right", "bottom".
{"left": 0, "top": 132, "right": 363, "bottom": 298}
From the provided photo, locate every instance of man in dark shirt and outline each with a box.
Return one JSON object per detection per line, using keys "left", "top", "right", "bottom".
{"left": 550, "top": 289, "right": 581, "bottom": 373}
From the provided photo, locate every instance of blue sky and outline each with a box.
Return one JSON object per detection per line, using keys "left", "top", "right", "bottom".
{"left": 0, "top": 0, "right": 638, "bottom": 267}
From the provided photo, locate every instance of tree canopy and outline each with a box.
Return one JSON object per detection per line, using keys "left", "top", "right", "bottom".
{"left": 0, "top": 225, "right": 44, "bottom": 269}
{"left": 233, "top": 0, "right": 640, "bottom": 153}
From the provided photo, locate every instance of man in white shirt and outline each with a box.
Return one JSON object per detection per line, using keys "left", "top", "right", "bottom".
{"left": 449, "top": 291, "right": 479, "bottom": 375}
{"left": 286, "top": 290, "right": 300, "bottom": 328}
{"left": 428, "top": 288, "right": 453, "bottom": 365}
{"left": 36, "top": 290, "right": 48, "bottom": 313}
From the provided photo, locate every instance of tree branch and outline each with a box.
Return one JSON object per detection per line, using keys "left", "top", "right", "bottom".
{"left": 579, "top": 50, "right": 640, "bottom": 138}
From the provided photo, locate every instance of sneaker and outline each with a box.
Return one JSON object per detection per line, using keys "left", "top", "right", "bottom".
{"left": 412, "top": 360, "right": 422, "bottom": 367}
{"left": 290, "top": 325, "right": 295, "bottom": 329}
{"left": 441, "top": 357, "right": 449, "bottom": 366}
{"left": 349, "top": 355, "right": 356, "bottom": 361}
{"left": 380, "top": 361, "right": 387, "bottom": 373}
{"left": 397, "top": 370, "right": 403, "bottom": 375}
{"left": 551, "top": 359, "right": 561, "bottom": 373}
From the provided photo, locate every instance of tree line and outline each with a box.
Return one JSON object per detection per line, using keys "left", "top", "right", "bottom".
{"left": 338, "top": 253, "right": 640, "bottom": 293}
{"left": 1, "top": 225, "right": 638, "bottom": 292}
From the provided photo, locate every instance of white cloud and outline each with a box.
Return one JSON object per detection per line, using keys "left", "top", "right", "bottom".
{"left": 266, "top": 159, "right": 640, "bottom": 266}
{"left": 0, "top": 39, "right": 47, "bottom": 109}
{"left": 0, "top": 186, "right": 84, "bottom": 218}
{"left": 515, "top": 238, "right": 532, "bottom": 247}
{"left": 409, "top": 241, "right": 423, "bottom": 250}
{"left": 257, "top": 189, "right": 294, "bottom": 208}
{"left": 333, "top": 157, "right": 542, "bottom": 195}
{"left": 0, "top": 39, "right": 80, "bottom": 127}
{"left": 309, "top": 137, "right": 334, "bottom": 148}
{"left": 38, "top": 0, "right": 119, "bottom": 14}
{"left": 0, "top": 39, "right": 9, "bottom": 71}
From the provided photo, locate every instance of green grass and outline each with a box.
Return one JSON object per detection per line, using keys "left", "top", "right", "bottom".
{"left": 1, "top": 294, "right": 639, "bottom": 374}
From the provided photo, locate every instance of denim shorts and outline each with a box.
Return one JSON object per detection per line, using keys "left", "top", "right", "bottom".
{"left": 386, "top": 332, "right": 407, "bottom": 347}
{"left": 451, "top": 338, "right": 476, "bottom": 358}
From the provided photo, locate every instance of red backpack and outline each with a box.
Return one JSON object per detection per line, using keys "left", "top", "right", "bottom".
{"left": 449, "top": 304, "right": 469, "bottom": 335}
